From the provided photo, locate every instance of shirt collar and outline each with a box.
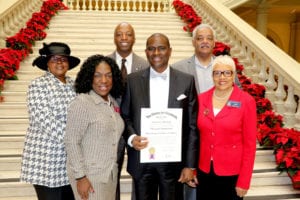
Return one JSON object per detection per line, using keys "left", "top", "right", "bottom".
{"left": 194, "top": 55, "right": 214, "bottom": 68}
{"left": 150, "top": 66, "right": 170, "bottom": 80}
{"left": 89, "top": 90, "right": 112, "bottom": 106}
{"left": 116, "top": 52, "right": 133, "bottom": 63}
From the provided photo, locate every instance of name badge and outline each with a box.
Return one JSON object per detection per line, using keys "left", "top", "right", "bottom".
{"left": 227, "top": 101, "right": 241, "bottom": 108}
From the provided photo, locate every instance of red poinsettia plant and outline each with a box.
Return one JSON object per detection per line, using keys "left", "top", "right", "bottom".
{"left": 271, "top": 128, "right": 300, "bottom": 188}
{"left": 0, "top": 0, "right": 67, "bottom": 101}
{"left": 172, "top": 0, "right": 201, "bottom": 33}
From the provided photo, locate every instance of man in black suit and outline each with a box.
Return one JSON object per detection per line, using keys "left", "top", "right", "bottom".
{"left": 107, "top": 22, "right": 149, "bottom": 200}
{"left": 121, "top": 33, "right": 198, "bottom": 200}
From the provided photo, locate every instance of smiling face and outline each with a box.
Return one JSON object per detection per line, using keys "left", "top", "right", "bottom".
{"left": 213, "top": 63, "right": 234, "bottom": 91}
{"left": 47, "top": 55, "right": 69, "bottom": 82}
{"left": 192, "top": 27, "right": 215, "bottom": 58}
{"left": 92, "top": 61, "right": 113, "bottom": 101}
{"left": 145, "top": 34, "right": 172, "bottom": 73}
{"left": 114, "top": 23, "right": 135, "bottom": 57}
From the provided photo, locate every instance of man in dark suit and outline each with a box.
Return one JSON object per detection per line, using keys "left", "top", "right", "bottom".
{"left": 107, "top": 22, "right": 148, "bottom": 76}
{"left": 121, "top": 33, "right": 198, "bottom": 200}
{"left": 107, "top": 22, "right": 149, "bottom": 200}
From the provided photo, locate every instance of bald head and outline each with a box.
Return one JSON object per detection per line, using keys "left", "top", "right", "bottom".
{"left": 114, "top": 22, "right": 136, "bottom": 57}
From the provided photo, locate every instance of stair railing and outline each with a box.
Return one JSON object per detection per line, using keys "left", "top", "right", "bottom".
{"left": 188, "top": 0, "right": 300, "bottom": 130}
{"left": 62, "top": 0, "right": 171, "bottom": 12}
{"left": 0, "top": 0, "right": 42, "bottom": 48}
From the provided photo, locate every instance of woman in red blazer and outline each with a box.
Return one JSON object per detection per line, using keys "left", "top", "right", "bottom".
{"left": 196, "top": 55, "right": 257, "bottom": 199}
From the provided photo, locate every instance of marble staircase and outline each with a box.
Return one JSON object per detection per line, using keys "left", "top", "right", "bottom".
{"left": 0, "top": 10, "right": 300, "bottom": 200}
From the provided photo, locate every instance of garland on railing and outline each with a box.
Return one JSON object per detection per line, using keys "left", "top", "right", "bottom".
{"left": 173, "top": 0, "right": 300, "bottom": 189}
{"left": 0, "top": 0, "right": 67, "bottom": 102}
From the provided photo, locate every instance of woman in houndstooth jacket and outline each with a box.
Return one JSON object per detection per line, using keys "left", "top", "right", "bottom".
{"left": 20, "top": 42, "right": 80, "bottom": 200}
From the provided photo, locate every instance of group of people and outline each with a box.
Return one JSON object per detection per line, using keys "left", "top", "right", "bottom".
{"left": 20, "top": 22, "right": 257, "bottom": 200}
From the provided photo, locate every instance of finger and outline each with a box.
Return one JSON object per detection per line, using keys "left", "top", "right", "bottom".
{"left": 193, "top": 176, "right": 199, "bottom": 184}
{"left": 186, "top": 181, "right": 197, "bottom": 187}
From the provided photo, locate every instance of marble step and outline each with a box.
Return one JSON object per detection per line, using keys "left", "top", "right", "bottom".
{"left": 2, "top": 80, "right": 30, "bottom": 92}
{"left": 0, "top": 119, "right": 28, "bottom": 132}
{"left": 0, "top": 105, "right": 27, "bottom": 117}
{"left": 0, "top": 92, "right": 27, "bottom": 103}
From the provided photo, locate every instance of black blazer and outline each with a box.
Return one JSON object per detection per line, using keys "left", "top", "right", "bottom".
{"left": 121, "top": 67, "right": 199, "bottom": 179}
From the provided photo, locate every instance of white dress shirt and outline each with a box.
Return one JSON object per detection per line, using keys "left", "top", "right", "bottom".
{"left": 116, "top": 52, "right": 133, "bottom": 73}
{"left": 149, "top": 66, "right": 170, "bottom": 108}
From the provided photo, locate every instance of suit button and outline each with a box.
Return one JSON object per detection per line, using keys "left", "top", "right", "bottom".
{"left": 210, "top": 145, "right": 214, "bottom": 149}
{"left": 212, "top": 132, "right": 215, "bottom": 136}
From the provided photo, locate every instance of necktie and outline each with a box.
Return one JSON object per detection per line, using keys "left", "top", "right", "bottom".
{"left": 121, "top": 58, "right": 127, "bottom": 82}
{"left": 151, "top": 72, "right": 167, "bottom": 80}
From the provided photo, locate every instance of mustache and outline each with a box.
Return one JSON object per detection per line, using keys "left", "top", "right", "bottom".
{"left": 200, "top": 44, "right": 212, "bottom": 48}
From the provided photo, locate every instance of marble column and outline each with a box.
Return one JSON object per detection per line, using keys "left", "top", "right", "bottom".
{"left": 256, "top": 0, "right": 270, "bottom": 36}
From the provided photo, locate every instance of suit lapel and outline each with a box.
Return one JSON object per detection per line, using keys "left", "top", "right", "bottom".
{"left": 132, "top": 53, "right": 147, "bottom": 73}
{"left": 168, "top": 68, "right": 178, "bottom": 107}
{"left": 188, "top": 56, "right": 200, "bottom": 94}
{"left": 140, "top": 68, "right": 150, "bottom": 107}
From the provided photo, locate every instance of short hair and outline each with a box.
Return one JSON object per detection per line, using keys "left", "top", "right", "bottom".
{"left": 75, "top": 54, "right": 124, "bottom": 98}
{"left": 146, "top": 33, "right": 170, "bottom": 48}
{"left": 212, "top": 55, "right": 236, "bottom": 72}
{"left": 192, "top": 24, "right": 215, "bottom": 40}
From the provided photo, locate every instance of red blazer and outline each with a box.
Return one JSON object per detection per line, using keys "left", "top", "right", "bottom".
{"left": 197, "top": 85, "right": 257, "bottom": 189}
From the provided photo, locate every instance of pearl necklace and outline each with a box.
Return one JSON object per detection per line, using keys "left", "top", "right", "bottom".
{"left": 213, "top": 87, "right": 233, "bottom": 101}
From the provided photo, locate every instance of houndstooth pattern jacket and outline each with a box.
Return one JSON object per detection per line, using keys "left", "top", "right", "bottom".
{"left": 20, "top": 72, "right": 76, "bottom": 187}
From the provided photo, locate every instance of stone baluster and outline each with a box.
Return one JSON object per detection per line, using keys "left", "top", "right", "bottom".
{"left": 144, "top": 0, "right": 148, "bottom": 12}
{"left": 294, "top": 102, "right": 300, "bottom": 131}
{"left": 0, "top": 19, "right": 6, "bottom": 48}
{"left": 251, "top": 55, "right": 261, "bottom": 83}
{"left": 163, "top": 0, "right": 169, "bottom": 12}
{"left": 106, "top": 0, "right": 111, "bottom": 11}
{"left": 257, "top": 60, "right": 267, "bottom": 85}
{"left": 265, "top": 66, "right": 277, "bottom": 102}
{"left": 95, "top": 0, "right": 99, "bottom": 10}
{"left": 132, "top": 0, "right": 137, "bottom": 12}
{"left": 274, "top": 76, "right": 286, "bottom": 113}
{"left": 76, "top": 0, "right": 80, "bottom": 10}
{"left": 151, "top": 0, "right": 156, "bottom": 12}
{"left": 101, "top": 0, "right": 106, "bottom": 11}
{"left": 283, "top": 86, "right": 297, "bottom": 127}
{"left": 82, "top": 0, "right": 87, "bottom": 10}
{"left": 88, "top": 0, "right": 93, "bottom": 10}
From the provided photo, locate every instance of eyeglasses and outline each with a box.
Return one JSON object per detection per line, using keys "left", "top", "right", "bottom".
{"left": 212, "top": 70, "right": 233, "bottom": 77}
{"left": 146, "top": 46, "right": 168, "bottom": 52}
{"left": 49, "top": 56, "right": 68, "bottom": 63}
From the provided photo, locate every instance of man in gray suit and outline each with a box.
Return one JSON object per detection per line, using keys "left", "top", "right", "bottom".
{"left": 172, "top": 23, "right": 241, "bottom": 200}
{"left": 172, "top": 23, "right": 240, "bottom": 95}
{"left": 107, "top": 22, "right": 148, "bottom": 200}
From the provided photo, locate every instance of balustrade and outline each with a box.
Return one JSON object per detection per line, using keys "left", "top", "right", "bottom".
{"left": 0, "top": 0, "right": 42, "bottom": 48}
{"left": 63, "top": 0, "right": 170, "bottom": 12}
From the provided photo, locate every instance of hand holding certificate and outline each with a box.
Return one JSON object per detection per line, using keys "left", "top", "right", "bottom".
{"left": 140, "top": 108, "right": 182, "bottom": 163}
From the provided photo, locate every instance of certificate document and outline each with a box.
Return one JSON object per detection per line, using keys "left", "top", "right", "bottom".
{"left": 140, "top": 108, "right": 182, "bottom": 163}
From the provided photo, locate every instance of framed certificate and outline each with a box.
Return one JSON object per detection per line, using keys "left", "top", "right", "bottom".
{"left": 140, "top": 108, "right": 182, "bottom": 163}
